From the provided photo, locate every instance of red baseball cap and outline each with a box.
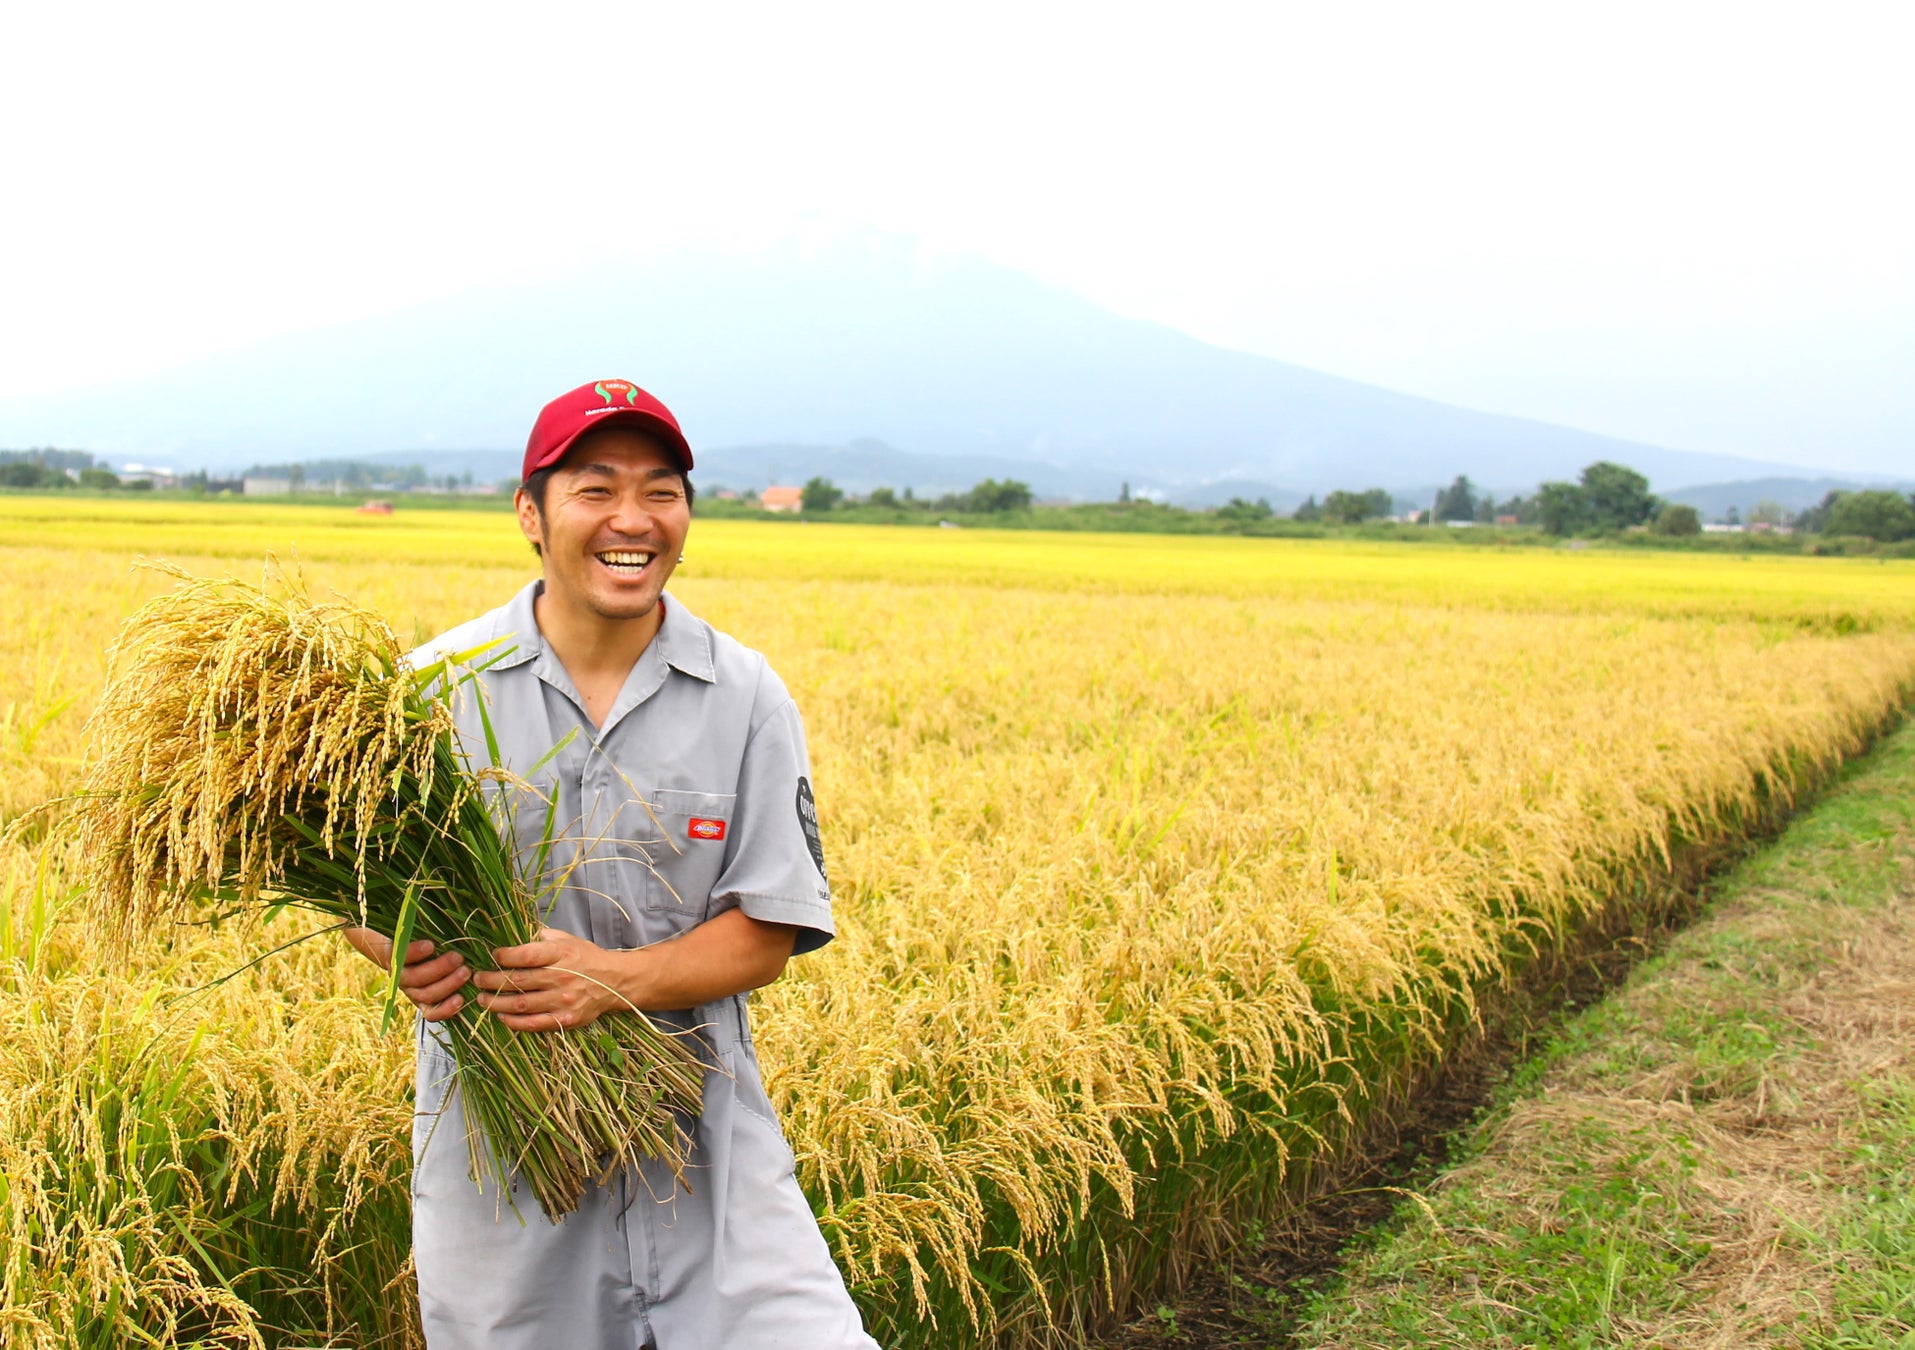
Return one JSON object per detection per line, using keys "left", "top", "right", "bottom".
{"left": 521, "top": 378, "right": 694, "bottom": 483}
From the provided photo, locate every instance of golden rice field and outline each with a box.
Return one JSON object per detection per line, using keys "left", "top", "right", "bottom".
{"left": 3, "top": 497, "right": 1914, "bottom": 1348}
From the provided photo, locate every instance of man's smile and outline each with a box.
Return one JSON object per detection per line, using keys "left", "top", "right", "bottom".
{"left": 595, "top": 548, "right": 655, "bottom": 578}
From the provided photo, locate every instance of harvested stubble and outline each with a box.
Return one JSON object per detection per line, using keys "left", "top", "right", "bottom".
{"left": 48, "top": 568, "right": 702, "bottom": 1221}
{"left": 2, "top": 513, "right": 1914, "bottom": 1348}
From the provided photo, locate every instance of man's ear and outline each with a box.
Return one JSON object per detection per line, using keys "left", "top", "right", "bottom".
{"left": 514, "top": 486, "right": 545, "bottom": 555}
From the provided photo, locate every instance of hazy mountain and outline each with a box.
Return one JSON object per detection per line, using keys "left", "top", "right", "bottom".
{"left": 1661, "top": 476, "right": 1914, "bottom": 520}
{"left": 0, "top": 240, "right": 1840, "bottom": 496}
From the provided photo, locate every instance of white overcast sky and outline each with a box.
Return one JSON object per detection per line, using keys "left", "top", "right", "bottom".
{"left": 2, "top": 0, "right": 1910, "bottom": 473}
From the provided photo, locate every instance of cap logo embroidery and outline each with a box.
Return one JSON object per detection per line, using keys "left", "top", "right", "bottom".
{"left": 594, "top": 380, "right": 641, "bottom": 407}
{"left": 687, "top": 817, "right": 727, "bottom": 841}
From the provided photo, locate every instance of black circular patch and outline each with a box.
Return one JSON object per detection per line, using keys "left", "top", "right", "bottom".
{"left": 795, "top": 776, "right": 827, "bottom": 880}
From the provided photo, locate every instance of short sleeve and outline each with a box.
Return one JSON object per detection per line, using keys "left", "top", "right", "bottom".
{"left": 710, "top": 697, "right": 836, "bottom": 955}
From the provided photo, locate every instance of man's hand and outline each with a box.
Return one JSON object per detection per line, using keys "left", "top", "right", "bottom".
{"left": 475, "top": 911, "right": 800, "bottom": 1033}
{"left": 342, "top": 927, "right": 470, "bottom": 1022}
{"left": 473, "top": 926, "right": 629, "bottom": 1032}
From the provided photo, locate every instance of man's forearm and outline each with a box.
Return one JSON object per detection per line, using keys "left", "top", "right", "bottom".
{"left": 613, "top": 908, "right": 798, "bottom": 1011}
{"left": 472, "top": 908, "right": 799, "bottom": 1029}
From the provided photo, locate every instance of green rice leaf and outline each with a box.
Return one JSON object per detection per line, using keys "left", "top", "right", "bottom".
{"left": 529, "top": 776, "right": 564, "bottom": 902}
{"left": 380, "top": 876, "right": 427, "bottom": 1034}
{"left": 523, "top": 725, "right": 579, "bottom": 780}
{"left": 468, "top": 668, "right": 503, "bottom": 769}
{"left": 406, "top": 636, "right": 511, "bottom": 692}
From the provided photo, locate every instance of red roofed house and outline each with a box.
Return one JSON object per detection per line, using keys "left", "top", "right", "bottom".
{"left": 760, "top": 485, "right": 804, "bottom": 513}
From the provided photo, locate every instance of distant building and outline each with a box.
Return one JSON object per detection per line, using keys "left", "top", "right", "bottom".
{"left": 760, "top": 485, "right": 804, "bottom": 513}
{"left": 357, "top": 500, "right": 395, "bottom": 516}
{"left": 117, "top": 462, "right": 182, "bottom": 489}
{"left": 1495, "top": 514, "right": 1519, "bottom": 526}
{"left": 243, "top": 477, "right": 291, "bottom": 496}
{"left": 714, "top": 489, "right": 740, "bottom": 501}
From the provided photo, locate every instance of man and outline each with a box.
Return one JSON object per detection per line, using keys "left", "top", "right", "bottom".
{"left": 344, "top": 378, "right": 879, "bottom": 1349}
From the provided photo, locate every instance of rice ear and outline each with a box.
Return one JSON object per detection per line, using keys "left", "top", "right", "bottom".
{"left": 61, "top": 563, "right": 436, "bottom": 956}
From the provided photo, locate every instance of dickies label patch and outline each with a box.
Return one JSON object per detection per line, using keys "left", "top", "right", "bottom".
{"left": 687, "top": 817, "right": 727, "bottom": 842}
{"left": 795, "top": 777, "right": 827, "bottom": 879}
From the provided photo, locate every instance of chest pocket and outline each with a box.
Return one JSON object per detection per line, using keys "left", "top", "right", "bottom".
{"left": 643, "top": 789, "right": 737, "bottom": 916}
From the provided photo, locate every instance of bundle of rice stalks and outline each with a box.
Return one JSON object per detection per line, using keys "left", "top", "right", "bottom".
{"left": 51, "top": 565, "right": 703, "bottom": 1219}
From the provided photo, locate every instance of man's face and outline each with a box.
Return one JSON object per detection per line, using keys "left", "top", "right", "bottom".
{"left": 515, "top": 427, "right": 690, "bottom": 622}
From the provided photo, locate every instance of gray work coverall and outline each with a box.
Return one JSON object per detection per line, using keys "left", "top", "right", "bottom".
{"left": 409, "top": 581, "right": 878, "bottom": 1349}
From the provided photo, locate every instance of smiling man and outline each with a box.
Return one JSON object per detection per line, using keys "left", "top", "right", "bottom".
{"left": 344, "top": 378, "right": 879, "bottom": 1349}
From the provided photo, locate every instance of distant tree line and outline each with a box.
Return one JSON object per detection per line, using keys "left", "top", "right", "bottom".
{"left": 1798, "top": 489, "right": 1915, "bottom": 542}
{"left": 241, "top": 460, "right": 480, "bottom": 492}
{"left": 1, "top": 448, "right": 452, "bottom": 496}
{"left": 0, "top": 450, "right": 249, "bottom": 494}
{"left": 1466, "top": 463, "right": 1913, "bottom": 542}
{"left": 797, "top": 476, "right": 1036, "bottom": 515}
{"left": 0, "top": 449, "right": 155, "bottom": 491}
{"left": 1388, "top": 462, "right": 1701, "bottom": 538}
{"left": 12, "top": 442, "right": 1913, "bottom": 544}
{"left": 1198, "top": 460, "right": 1915, "bottom": 544}
{"left": 1215, "top": 496, "right": 1277, "bottom": 523}
{"left": 1292, "top": 488, "right": 1393, "bottom": 525}
{"left": 1532, "top": 461, "right": 1663, "bottom": 535}
{"left": 0, "top": 448, "right": 99, "bottom": 489}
